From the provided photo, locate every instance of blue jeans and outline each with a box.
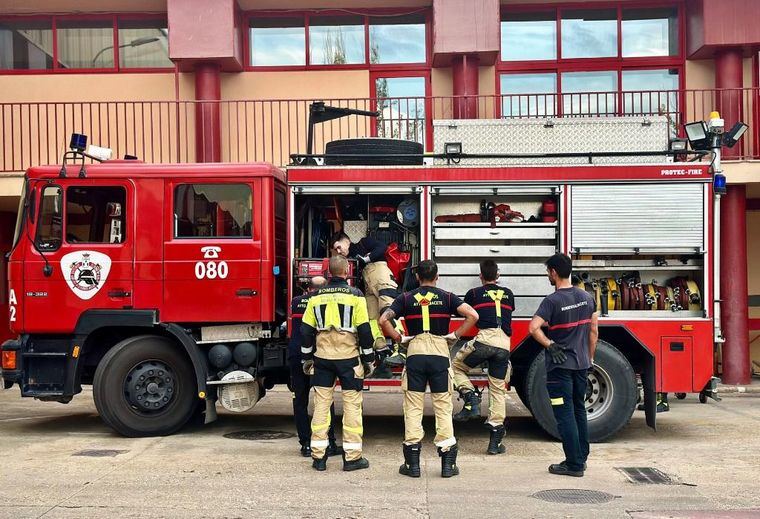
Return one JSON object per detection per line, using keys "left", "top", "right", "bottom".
{"left": 546, "top": 367, "right": 589, "bottom": 471}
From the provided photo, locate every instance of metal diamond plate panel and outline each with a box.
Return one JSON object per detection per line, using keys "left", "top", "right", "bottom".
{"left": 433, "top": 116, "right": 672, "bottom": 166}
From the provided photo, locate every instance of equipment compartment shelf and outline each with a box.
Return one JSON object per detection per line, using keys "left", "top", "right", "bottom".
{"left": 601, "top": 310, "right": 704, "bottom": 319}
{"left": 433, "top": 222, "right": 558, "bottom": 227}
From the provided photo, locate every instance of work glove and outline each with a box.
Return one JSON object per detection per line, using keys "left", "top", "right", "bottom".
{"left": 302, "top": 359, "right": 314, "bottom": 375}
{"left": 547, "top": 342, "right": 567, "bottom": 365}
{"left": 362, "top": 362, "right": 375, "bottom": 378}
{"left": 375, "top": 346, "right": 392, "bottom": 364}
{"left": 354, "top": 254, "right": 371, "bottom": 267}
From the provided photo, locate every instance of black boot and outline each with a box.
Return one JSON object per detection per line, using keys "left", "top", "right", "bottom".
{"left": 453, "top": 389, "right": 481, "bottom": 422}
{"left": 300, "top": 444, "right": 312, "bottom": 457}
{"left": 487, "top": 424, "right": 506, "bottom": 455}
{"left": 326, "top": 439, "right": 344, "bottom": 457}
{"left": 385, "top": 344, "right": 407, "bottom": 367}
{"left": 312, "top": 457, "right": 327, "bottom": 471}
{"left": 343, "top": 457, "right": 370, "bottom": 471}
{"left": 399, "top": 443, "right": 421, "bottom": 478}
{"left": 438, "top": 444, "right": 460, "bottom": 478}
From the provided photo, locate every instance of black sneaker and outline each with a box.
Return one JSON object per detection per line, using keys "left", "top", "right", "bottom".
{"left": 312, "top": 457, "right": 327, "bottom": 471}
{"left": 549, "top": 463, "right": 583, "bottom": 477}
{"left": 300, "top": 444, "right": 312, "bottom": 458}
{"left": 326, "top": 441, "right": 344, "bottom": 457}
{"left": 343, "top": 457, "right": 370, "bottom": 471}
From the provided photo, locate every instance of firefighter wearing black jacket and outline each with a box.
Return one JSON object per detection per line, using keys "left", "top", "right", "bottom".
{"left": 288, "top": 276, "right": 341, "bottom": 458}
{"left": 301, "top": 255, "right": 376, "bottom": 472}
{"left": 331, "top": 231, "right": 398, "bottom": 358}
{"left": 452, "top": 259, "right": 515, "bottom": 455}
{"left": 379, "top": 260, "right": 479, "bottom": 478}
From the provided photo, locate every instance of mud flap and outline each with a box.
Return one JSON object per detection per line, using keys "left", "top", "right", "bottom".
{"left": 640, "top": 354, "right": 657, "bottom": 431}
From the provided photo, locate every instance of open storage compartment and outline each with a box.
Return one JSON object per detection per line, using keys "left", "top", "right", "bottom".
{"left": 430, "top": 185, "right": 561, "bottom": 317}
{"left": 569, "top": 182, "right": 708, "bottom": 318}
{"left": 291, "top": 185, "right": 423, "bottom": 293}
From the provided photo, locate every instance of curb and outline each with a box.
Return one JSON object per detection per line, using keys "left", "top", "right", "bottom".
{"left": 716, "top": 384, "right": 760, "bottom": 395}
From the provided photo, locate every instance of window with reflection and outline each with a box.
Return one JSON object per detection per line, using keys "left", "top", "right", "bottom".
{"left": 309, "top": 15, "right": 365, "bottom": 65}
{"left": 562, "top": 71, "right": 617, "bottom": 115}
{"left": 561, "top": 9, "right": 617, "bottom": 59}
{"left": 501, "top": 11, "right": 556, "bottom": 61}
{"left": 250, "top": 17, "right": 305, "bottom": 66}
{"left": 0, "top": 19, "right": 54, "bottom": 70}
{"left": 57, "top": 19, "right": 115, "bottom": 69}
{"left": 623, "top": 69, "right": 679, "bottom": 115}
{"left": 500, "top": 73, "right": 557, "bottom": 117}
{"left": 375, "top": 76, "right": 426, "bottom": 144}
{"left": 369, "top": 14, "right": 426, "bottom": 64}
{"left": 118, "top": 19, "right": 171, "bottom": 68}
{"left": 622, "top": 7, "right": 678, "bottom": 57}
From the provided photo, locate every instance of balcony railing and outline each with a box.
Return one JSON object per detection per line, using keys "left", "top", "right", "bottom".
{"left": 1, "top": 88, "right": 757, "bottom": 173}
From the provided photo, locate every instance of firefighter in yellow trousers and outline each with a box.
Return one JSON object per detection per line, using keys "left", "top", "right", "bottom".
{"left": 452, "top": 259, "right": 515, "bottom": 455}
{"left": 379, "top": 260, "right": 478, "bottom": 478}
{"left": 301, "top": 255, "right": 377, "bottom": 472}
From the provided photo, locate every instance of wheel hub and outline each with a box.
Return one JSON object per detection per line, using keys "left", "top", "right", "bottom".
{"left": 585, "top": 364, "right": 614, "bottom": 420}
{"left": 124, "top": 361, "right": 176, "bottom": 413}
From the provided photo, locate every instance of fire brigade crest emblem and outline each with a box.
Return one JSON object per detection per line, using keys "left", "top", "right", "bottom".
{"left": 60, "top": 251, "right": 112, "bottom": 301}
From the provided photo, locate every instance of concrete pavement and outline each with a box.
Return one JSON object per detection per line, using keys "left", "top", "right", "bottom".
{"left": 0, "top": 386, "right": 759, "bottom": 518}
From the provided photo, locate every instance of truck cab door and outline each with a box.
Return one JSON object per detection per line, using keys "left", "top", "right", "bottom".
{"left": 24, "top": 181, "right": 134, "bottom": 333}
{"left": 163, "top": 180, "right": 261, "bottom": 323}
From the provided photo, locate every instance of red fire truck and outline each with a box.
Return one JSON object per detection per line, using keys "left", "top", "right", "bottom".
{"left": 1, "top": 134, "right": 719, "bottom": 441}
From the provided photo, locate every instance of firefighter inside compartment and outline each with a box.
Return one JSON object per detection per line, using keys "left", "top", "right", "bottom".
{"left": 451, "top": 259, "right": 515, "bottom": 455}
{"left": 330, "top": 230, "right": 400, "bottom": 369}
{"left": 300, "top": 255, "right": 376, "bottom": 472}
{"left": 288, "top": 275, "right": 342, "bottom": 458}
{"left": 379, "top": 260, "right": 479, "bottom": 478}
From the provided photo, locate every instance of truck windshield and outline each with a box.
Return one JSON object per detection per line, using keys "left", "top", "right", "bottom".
{"left": 11, "top": 180, "right": 27, "bottom": 250}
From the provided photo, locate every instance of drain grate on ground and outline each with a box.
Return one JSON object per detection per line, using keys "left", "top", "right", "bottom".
{"left": 531, "top": 489, "right": 616, "bottom": 504}
{"left": 616, "top": 467, "right": 675, "bottom": 485}
{"left": 224, "top": 430, "right": 295, "bottom": 441}
{"left": 72, "top": 449, "right": 129, "bottom": 458}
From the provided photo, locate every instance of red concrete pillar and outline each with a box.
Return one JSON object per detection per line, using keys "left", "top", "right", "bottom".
{"left": 715, "top": 48, "right": 744, "bottom": 158}
{"left": 720, "top": 184, "right": 751, "bottom": 385}
{"left": 194, "top": 62, "right": 222, "bottom": 162}
{"left": 452, "top": 54, "right": 480, "bottom": 119}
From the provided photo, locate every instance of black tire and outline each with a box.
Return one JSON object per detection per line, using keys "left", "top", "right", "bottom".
{"left": 324, "top": 138, "right": 423, "bottom": 165}
{"left": 512, "top": 369, "right": 531, "bottom": 412}
{"left": 525, "top": 340, "right": 638, "bottom": 442}
{"left": 675, "top": 392, "right": 687, "bottom": 400}
{"left": 93, "top": 335, "right": 197, "bottom": 437}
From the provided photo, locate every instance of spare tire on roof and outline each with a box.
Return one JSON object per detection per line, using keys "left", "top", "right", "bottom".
{"left": 324, "top": 138, "right": 424, "bottom": 166}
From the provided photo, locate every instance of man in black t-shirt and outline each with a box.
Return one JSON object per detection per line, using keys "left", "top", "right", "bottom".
{"left": 379, "top": 260, "right": 478, "bottom": 479}
{"left": 529, "top": 254, "right": 598, "bottom": 478}
{"left": 288, "top": 276, "right": 340, "bottom": 458}
{"left": 331, "top": 231, "right": 399, "bottom": 354}
{"left": 452, "top": 260, "right": 515, "bottom": 455}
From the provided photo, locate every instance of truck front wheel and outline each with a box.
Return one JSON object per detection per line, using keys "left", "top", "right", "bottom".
{"left": 93, "top": 335, "right": 197, "bottom": 437}
{"left": 525, "top": 340, "right": 637, "bottom": 442}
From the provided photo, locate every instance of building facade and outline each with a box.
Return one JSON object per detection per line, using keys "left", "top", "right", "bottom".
{"left": 0, "top": 0, "right": 758, "bottom": 382}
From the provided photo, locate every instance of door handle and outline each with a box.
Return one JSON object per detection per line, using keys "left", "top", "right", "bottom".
{"left": 236, "top": 288, "right": 257, "bottom": 297}
{"left": 108, "top": 289, "right": 131, "bottom": 298}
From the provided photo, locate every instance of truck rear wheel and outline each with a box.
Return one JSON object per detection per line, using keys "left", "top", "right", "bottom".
{"left": 93, "top": 335, "right": 197, "bottom": 437}
{"left": 324, "top": 138, "right": 424, "bottom": 165}
{"left": 525, "top": 340, "right": 637, "bottom": 442}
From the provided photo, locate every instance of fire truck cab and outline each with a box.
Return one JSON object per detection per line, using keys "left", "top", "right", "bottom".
{"left": 2, "top": 153, "right": 718, "bottom": 441}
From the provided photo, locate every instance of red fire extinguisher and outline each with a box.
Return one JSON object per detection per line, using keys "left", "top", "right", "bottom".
{"left": 541, "top": 199, "right": 557, "bottom": 223}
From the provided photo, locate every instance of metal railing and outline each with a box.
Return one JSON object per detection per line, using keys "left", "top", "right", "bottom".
{"left": 1, "top": 88, "right": 757, "bottom": 172}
